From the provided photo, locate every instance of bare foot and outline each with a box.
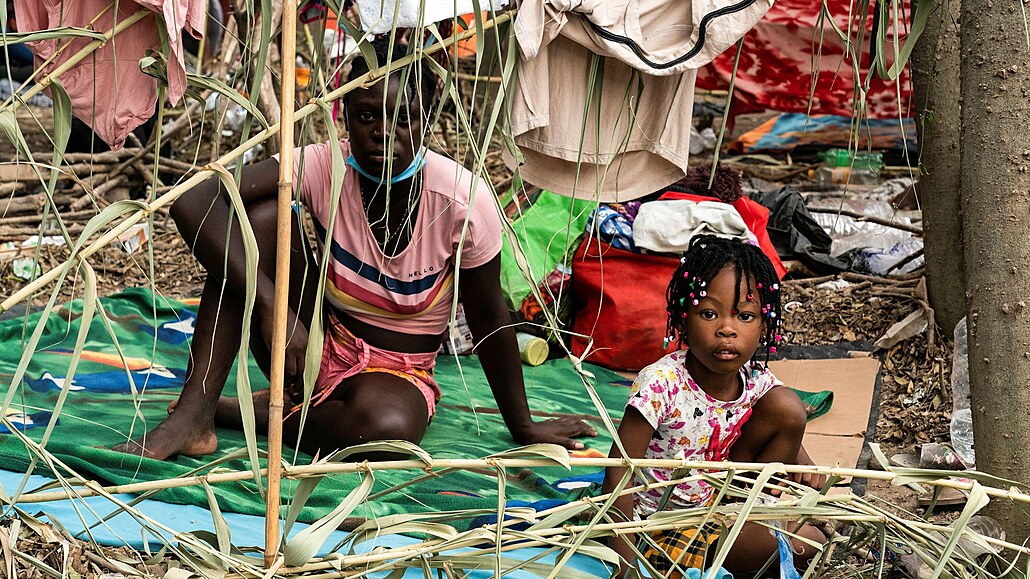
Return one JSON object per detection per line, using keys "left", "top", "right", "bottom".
{"left": 112, "top": 411, "right": 218, "bottom": 460}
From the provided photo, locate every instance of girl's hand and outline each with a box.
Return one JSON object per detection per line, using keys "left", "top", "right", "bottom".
{"left": 791, "top": 445, "right": 828, "bottom": 489}
{"left": 512, "top": 418, "right": 598, "bottom": 451}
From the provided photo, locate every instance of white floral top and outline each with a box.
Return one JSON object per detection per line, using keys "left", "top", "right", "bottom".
{"left": 626, "top": 350, "right": 780, "bottom": 518}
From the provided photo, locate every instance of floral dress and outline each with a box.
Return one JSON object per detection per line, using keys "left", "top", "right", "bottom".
{"left": 626, "top": 350, "right": 780, "bottom": 518}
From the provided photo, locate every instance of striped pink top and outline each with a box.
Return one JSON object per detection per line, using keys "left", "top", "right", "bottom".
{"left": 287, "top": 140, "right": 502, "bottom": 335}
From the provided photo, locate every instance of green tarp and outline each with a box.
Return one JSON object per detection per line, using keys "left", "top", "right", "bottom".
{"left": 0, "top": 289, "right": 629, "bottom": 524}
{"left": 0, "top": 289, "right": 830, "bottom": 526}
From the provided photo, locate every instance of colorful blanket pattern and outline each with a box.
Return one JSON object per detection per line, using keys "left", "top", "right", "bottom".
{"left": 0, "top": 289, "right": 630, "bottom": 524}
{"left": 696, "top": 0, "right": 913, "bottom": 120}
{"left": 0, "top": 289, "right": 831, "bottom": 526}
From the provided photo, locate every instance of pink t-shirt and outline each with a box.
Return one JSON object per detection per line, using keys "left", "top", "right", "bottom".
{"left": 288, "top": 140, "right": 502, "bottom": 335}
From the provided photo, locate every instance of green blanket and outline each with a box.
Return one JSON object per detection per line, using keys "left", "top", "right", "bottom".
{"left": 0, "top": 289, "right": 831, "bottom": 525}
{"left": 0, "top": 289, "right": 630, "bottom": 524}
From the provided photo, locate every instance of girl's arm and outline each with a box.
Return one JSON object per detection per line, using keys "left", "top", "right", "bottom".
{"left": 603, "top": 407, "right": 657, "bottom": 578}
{"left": 458, "top": 255, "right": 597, "bottom": 450}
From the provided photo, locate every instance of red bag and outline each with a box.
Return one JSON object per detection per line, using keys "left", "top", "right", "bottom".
{"left": 570, "top": 239, "right": 679, "bottom": 371}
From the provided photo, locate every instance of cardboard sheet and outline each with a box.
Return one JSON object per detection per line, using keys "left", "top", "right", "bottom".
{"left": 770, "top": 358, "right": 881, "bottom": 481}
{"left": 769, "top": 358, "right": 880, "bottom": 437}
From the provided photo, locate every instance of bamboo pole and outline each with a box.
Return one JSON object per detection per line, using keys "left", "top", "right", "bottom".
{"left": 10, "top": 457, "right": 1030, "bottom": 505}
{"left": 265, "top": 0, "right": 298, "bottom": 568}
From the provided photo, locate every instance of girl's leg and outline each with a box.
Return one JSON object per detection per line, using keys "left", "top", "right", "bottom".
{"left": 721, "top": 387, "right": 826, "bottom": 572}
{"left": 114, "top": 198, "right": 318, "bottom": 459}
{"left": 720, "top": 522, "right": 826, "bottom": 574}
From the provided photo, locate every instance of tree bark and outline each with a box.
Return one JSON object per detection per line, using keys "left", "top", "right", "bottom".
{"left": 912, "top": 0, "right": 965, "bottom": 336}
{"left": 960, "top": 0, "right": 1030, "bottom": 541}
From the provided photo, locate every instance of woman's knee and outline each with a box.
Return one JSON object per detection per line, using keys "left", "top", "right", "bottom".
{"left": 348, "top": 396, "right": 427, "bottom": 443}
{"left": 337, "top": 376, "right": 430, "bottom": 442}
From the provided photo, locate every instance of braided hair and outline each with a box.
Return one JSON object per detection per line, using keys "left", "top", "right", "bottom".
{"left": 345, "top": 37, "right": 440, "bottom": 116}
{"left": 664, "top": 235, "right": 783, "bottom": 363}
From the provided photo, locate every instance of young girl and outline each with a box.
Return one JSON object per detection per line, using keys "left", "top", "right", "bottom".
{"left": 603, "top": 235, "right": 825, "bottom": 576}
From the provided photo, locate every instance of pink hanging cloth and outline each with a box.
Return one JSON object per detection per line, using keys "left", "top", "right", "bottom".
{"left": 14, "top": 0, "right": 205, "bottom": 149}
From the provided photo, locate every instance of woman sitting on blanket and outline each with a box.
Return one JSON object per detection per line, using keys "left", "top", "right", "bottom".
{"left": 114, "top": 38, "right": 596, "bottom": 460}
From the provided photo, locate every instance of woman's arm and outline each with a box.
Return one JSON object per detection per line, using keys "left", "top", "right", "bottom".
{"left": 603, "top": 407, "right": 656, "bottom": 578}
{"left": 171, "top": 157, "right": 314, "bottom": 386}
{"left": 458, "top": 255, "right": 597, "bottom": 450}
{"left": 171, "top": 158, "right": 281, "bottom": 314}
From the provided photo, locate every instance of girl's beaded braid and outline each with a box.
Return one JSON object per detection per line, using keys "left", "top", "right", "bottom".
{"left": 664, "top": 235, "right": 783, "bottom": 364}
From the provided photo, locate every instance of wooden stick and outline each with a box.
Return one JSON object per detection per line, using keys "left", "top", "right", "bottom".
{"left": 11, "top": 456, "right": 1030, "bottom": 506}
{"left": 265, "top": 0, "right": 297, "bottom": 568}
{"left": 807, "top": 206, "right": 923, "bottom": 235}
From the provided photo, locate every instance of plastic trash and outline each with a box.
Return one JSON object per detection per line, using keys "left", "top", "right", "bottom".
{"left": 950, "top": 409, "right": 975, "bottom": 467}
{"left": 854, "top": 238, "right": 924, "bottom": 275}
{"left": 817, "top": 148, "right": 884, "bottom": 172}
{"left": 812, "top": 166, "right": 881, "bottom": 185}
{"left": 949, "top": 317, "right": 974, "bottom": 466}
{"left": 442, "top": 302, "right": 475, "bottom": 355}
{"left": 894, "top": 515, "right": 1002, "bottom": 576}
{"left": 951, "top": 317, "right": 969, "bottom": 413}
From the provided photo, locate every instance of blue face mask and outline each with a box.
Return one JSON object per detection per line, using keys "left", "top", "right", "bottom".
{"left": 346, "top": 149, "right": 426, "bottom": 185}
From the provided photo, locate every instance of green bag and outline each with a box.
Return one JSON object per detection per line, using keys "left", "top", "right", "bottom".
{"left": 499, "top": 190, "right": 595, "bottom": 309}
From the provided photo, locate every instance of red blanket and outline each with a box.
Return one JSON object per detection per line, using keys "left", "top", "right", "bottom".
{"left": 696, "top": 0, "right": 912, "bottom": 120}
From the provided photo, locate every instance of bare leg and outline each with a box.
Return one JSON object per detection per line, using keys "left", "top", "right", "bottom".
{"left": 214, "top": 372, "right": 431, "bottom": 460}
{"left": 721, "top": 387, "right": 827, "bottom": 572}
{"left": 720, "top": 521, "right": 826, "bottom": 574}
{"left": 114, "top": 199, "right": 318, "bottom": 459}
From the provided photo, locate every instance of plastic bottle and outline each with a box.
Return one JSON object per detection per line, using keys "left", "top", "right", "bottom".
{"left": 516, "top": 332, "right": 549, "bottom": 366}
{"left": 817, "top": 148, "right": 884, "bottom": 172}
{"left": 949, "top": 317, "right": 975, "bottom": 466}
{"left": 813, "top": 149, "right": 884, "bottom": 185}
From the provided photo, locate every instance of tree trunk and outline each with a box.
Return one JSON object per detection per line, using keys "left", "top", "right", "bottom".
{"left": 912, "top": 0, "right": 964, "bottom": 337}
{"left": 960, "top": 0, "right": 1030, "bottom": 542}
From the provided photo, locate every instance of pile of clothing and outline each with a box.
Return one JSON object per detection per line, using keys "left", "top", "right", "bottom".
{"left": 581, "top": 165, "right": 785, "bottom": 277}
{"left": 507, "top": 165, "right": 788, "bottom": 371}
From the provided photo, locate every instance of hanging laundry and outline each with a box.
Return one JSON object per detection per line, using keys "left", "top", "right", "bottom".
{"left": 14, "top": 0, "right": 205, "bottom": 149}
{"left": 506, "top": 0, "right": 772, "bottom": 202}
{"left": 355, "top": 0, "right": 510, "bottom": 34}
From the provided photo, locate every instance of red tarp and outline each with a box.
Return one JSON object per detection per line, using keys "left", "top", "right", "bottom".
{"left": 696, "top": 0, "right": 913, "bottom": 119}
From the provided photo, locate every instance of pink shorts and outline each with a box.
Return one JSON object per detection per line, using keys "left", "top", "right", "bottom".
{"left": 286, "top": 312, "right": 441, "bottom": 419}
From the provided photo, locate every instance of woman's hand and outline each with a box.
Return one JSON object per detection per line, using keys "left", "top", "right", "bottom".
{"left": 512, "top": 418, "right": 598, "bottom": 451}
